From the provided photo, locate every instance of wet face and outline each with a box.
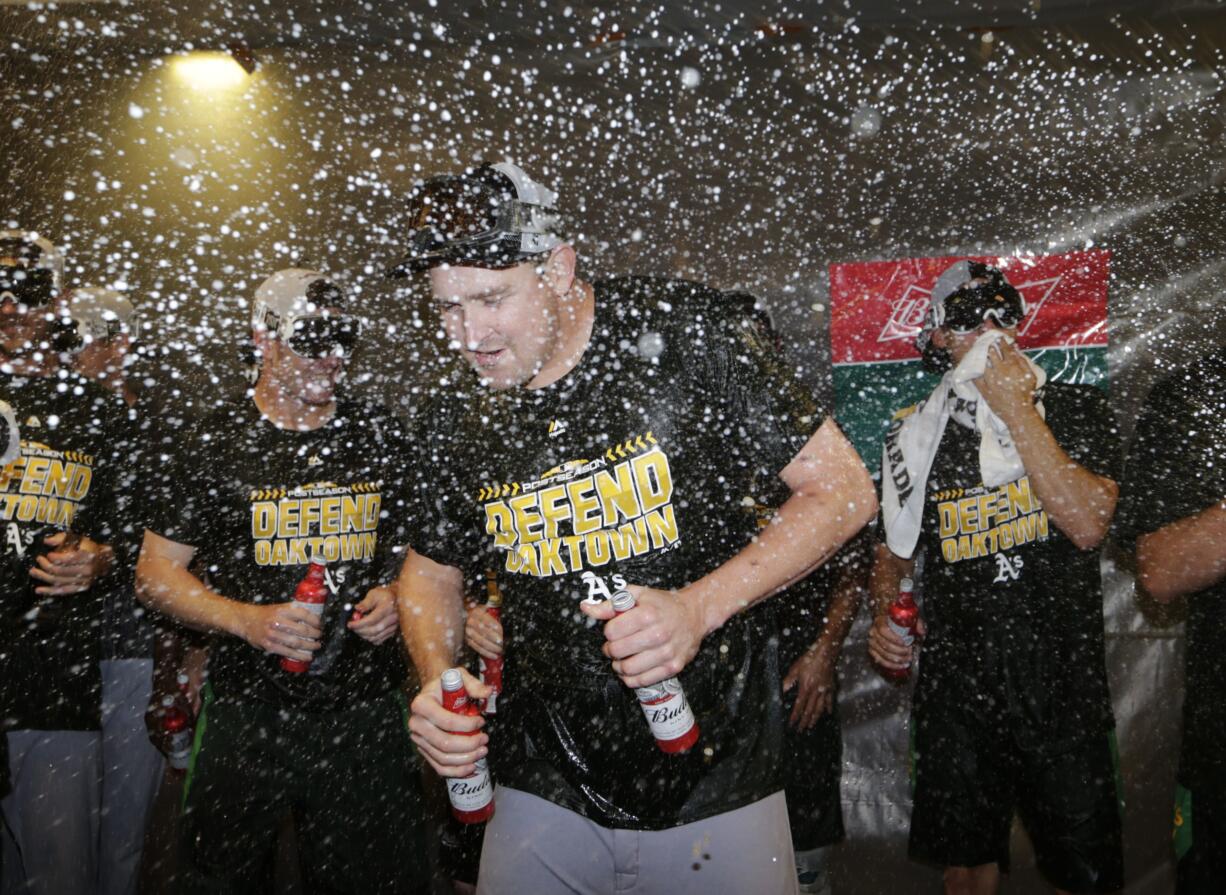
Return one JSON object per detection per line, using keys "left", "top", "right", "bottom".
{"left": 429, "top": 259, "right": 563, "bottom": 391}
{"left": 933, "top": 317, "right": 1017, "bottom": 365}
{"left": 262, "top": 331, "right": 345, "bottom": 407}
{"left": 0, "top": 297, "right": 54, "bottom": 362}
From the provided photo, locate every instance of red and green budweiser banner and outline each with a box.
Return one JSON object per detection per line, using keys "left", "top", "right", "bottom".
{"left": 828, "top": 249, "right": 1110, "bottom": 476}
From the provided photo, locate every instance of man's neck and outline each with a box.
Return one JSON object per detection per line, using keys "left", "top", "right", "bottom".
{"left": 252, "top": 376, "right": 336, "bottom": 431}
{"left": 528, "top": 279, "right": 597, "bottom": 389}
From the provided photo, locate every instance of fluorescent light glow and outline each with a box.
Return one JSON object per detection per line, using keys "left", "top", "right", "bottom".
{"left": 169, "top": 53, "right": 249, "bottom": 91}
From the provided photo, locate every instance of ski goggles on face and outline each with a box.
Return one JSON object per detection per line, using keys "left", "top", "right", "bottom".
{"left": 391, "top": 172, "right": 558, "bottom": 274}
{"left": 0, "top": 267, "right": 55, "bottom": 308}
{"left": 284, "top": 314, "right": 360, "bottom": 360}
{"left": 940, "top": 280, "right": 1026, "bottom": 333}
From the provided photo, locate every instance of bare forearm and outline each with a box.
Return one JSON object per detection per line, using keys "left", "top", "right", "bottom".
{"left": 136, "top": 556, "right": 249, "bottom": 638}
{"left": 1008, "top": 406, "right": 1118, "bottom": 549}
{"left": 397, "top": 552, "right": 466, "bottom": 682}
{"left": 814, "top": 560, "right": 865, "bottom": 655}
{"left": 870, "top": 542, "right": 912, "bottom": 617}
{"left": 684, "top": 478, "right": 876, "bottom": 636}
{"left": 1137, "top": 501, "right": 1226, "bottom": 602}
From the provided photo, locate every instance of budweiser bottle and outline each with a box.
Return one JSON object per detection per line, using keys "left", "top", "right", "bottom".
{"left": 440, "top": 668, "right": 495, "bottom": 823}
{"left": 478, "top": 572, "right": 503, "bottom": 714}
{"left": 280, "top": 561, "right": 327, "bottom": 674}
{"left": 162, "top": 695, "right": 194, "bottom": 772}
{"left": 883, "top": 576, "right": 920, "bottom": 681}
{"left": 610, "top": 589, "right": 700, "bottom": 754}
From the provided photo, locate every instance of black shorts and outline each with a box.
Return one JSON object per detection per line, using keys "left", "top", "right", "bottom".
{"left": 780, "top": 689, "right": 845, "bottom": 851}
{"left": 908, "top": 709, "right": 1124, "bottom": 893}
{"left": 179, "top": 686, "right": 430, "bottom": 895}
{"left": 1175, "top": 779, "right": 1226, "bottom": 894}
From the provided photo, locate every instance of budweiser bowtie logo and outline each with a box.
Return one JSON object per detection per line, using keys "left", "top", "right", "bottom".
{"left": 875, "top": 274, "right": 1063, "bottom": 344}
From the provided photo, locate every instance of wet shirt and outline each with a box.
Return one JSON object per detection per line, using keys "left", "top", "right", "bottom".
{"left": 410, "top": 276, "right": 824, "bottom": 829}
{"left": 906, "top": 383, "right": 1118, "bottom": 752}
{"left": 1116, "top": 347, "right": 1226, "bottom": 788}
{"left": 0, "top": 369, "right": 127, "bottom": 730}
{"left": 146, "top": 398, "right": 412, "bottom": 712}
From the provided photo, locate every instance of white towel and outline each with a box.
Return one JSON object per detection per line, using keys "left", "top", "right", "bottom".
{"left": 882, "top": 330, "right": 1046, "bottom": 559}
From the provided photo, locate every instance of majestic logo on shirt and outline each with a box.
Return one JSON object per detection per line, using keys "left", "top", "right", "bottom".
{"left": 249, "top": 480, "right": 382, "bottom": 567}
{"left": 547, "top": 419, "right": 568, "bottom": 438}
{"left": 931, "top": 475, "right": 1049, "bottom": 566}
{"left": 24, "top": 416, "right": 40, "bottom": 428}
{"left": 478, "top": 432, "right": 680, "bottom": 579}
{"left": 307, "top": 454, "right": 323, "bottom": 467}
{"left": 0, "top": 442, "right": 95, "bottom": 536}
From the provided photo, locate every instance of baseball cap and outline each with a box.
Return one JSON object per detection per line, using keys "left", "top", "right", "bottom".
{"left": 68, "top": 288, "right": 136, "bottom": 342}
{"left": 252, "top": 269, "right": 360, "bottom": 359}
{"left": 0, "top": 231, "right": 64, "bottom": 307}
{"left": 384, "top": 162, "right": 563, "bottom": 277}
{"left": 916, "top": 260, "right": 1027, "bottom": 351}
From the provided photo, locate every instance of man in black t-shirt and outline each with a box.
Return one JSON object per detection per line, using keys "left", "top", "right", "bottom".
{"left": 68, "top": 285, "right": 164, "bottom": 895}
{"left": 0, "top": 231, "right": 127, "bottom": 894}
{"left": 868, "top": 261, "right": 1123, "bottom": 894}
{"left": 387, "top": 163, "right": 877, "bottom": 895}
{"left": 135, "top": 269, "right": 428, "bottom": 894}
{"left": 1116, "top": 346, "right": 1226, "bottom": 893}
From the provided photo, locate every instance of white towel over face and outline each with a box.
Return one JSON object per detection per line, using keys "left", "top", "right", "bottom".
{"left": 881, "top": 329, "right": 1046, "bottom": 560}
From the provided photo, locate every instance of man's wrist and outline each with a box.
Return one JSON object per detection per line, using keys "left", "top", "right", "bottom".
{"left": 999, "top": 400, "right": 1044, "bottom": 434}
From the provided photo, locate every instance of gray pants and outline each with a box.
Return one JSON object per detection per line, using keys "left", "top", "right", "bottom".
{"left": 476, "top": 787, "right": 798, "bottom": 895}
{"left": 99, "top": 658, "right": 164, "bottom": 895}
{"left": 1, "top": 730, "right": 102, "bottom": 895}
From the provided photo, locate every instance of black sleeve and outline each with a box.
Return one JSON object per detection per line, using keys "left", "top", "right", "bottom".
{"left": 141, "top": 416, "right": 215, "bottom": 548}
{"left": 700, "top": 306, "right": 828, "bottom": 481}
{"left": 1045, "top": 384, "right": 1121, "bottom": 484}
{"left": 1116, "top": 373, "right": 1222, "bottom": 550}
{"left": 72, "top": 390, "right": 127, "bottom": 549}
{"left": 402, "top": 405, "right": 485, "bottom": 576}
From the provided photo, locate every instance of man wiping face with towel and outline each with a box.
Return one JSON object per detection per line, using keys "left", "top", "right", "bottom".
{"left": 867, "top": 260, "right": 1126, "bottom": 895}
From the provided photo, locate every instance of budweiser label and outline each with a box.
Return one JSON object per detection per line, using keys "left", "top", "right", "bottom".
{"left": 478, "top": 657, "right": 498, "bottom": 713}
{"left": 886, "top": 618, "right": 914, "bottom": 646}
{"left": 634, "top": 678, "right": 696, "bottom": 742}
{"left": 168, "top": 730, "right": 193, "bottom": 771}
{"left": 447, "top": 758, "right": 494, "bottom": 812}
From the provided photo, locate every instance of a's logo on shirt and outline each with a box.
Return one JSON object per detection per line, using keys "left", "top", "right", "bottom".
{"left": 993, "top": 553, "right": 1024, "bottom": 582}
{"left": 547, "top": 419, "right": 568, "bottom": 438}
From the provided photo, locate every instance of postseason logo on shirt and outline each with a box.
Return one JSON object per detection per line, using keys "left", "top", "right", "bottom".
{"left": 249, "top": 480, "right": 383, "bottom": 567}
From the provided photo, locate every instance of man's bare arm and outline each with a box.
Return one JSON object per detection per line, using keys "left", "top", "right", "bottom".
{"left": 688, "top": 417, "right": 877, "bottom": 634}
{"left": 1136, "top": 500, "right": 1226, "bottom": 603}
{"left": 135, "top": 529, "right": 320, "bottom": 661}
{"left": 396, "top": 547, "right": 467, "bottom": 682}
{"left": 977, "top": 342, "right": 1117, "bottom": 550}
{"left": 1004, "top": 405, "right": 1118, "bottom": 550}
{"left": 398, "top": 548, "right": 489, "bottom": 778}
{"left": 867, "top": 542, "right": 919, "bottom": 671}
{"left": 588, "top": 417, "right": 878, "bottom": 688}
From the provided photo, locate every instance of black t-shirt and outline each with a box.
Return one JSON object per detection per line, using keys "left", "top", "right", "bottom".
{"left": 0, "top": 368, "right": 128, "bottom": 730}
{"left": 146, "top": 397, "right": 412, "bottom": 712}
{"left": 1116, "top": 347, "right": 1226, "bottom": 789}
{"left": 905, "top": 383, "right": 1118, "bottom": 753}
{"left": 409, "top": 276, "right": 824, "bottom": 829}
